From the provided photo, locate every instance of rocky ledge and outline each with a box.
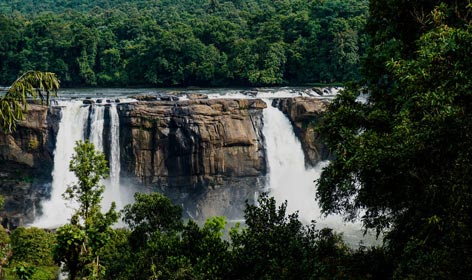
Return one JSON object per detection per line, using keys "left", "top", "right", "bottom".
{"left": 0, "top": 96, "right": 330, "bottom": 227}
{"left": 0, "top": 104, "right": 58, "bottom": 228}
{"left": 273, "top": 97, "right": 330, "bottom": 166}
{"left": 118, "top": 98, "right": 267, "bottom": 220}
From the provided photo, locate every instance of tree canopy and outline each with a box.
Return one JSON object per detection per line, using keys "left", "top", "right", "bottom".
{"left": 317, "top": 1, "right": 472, "bottom": 278}
{"left": 0, "top": 0, "right": 368, "bottom": 87}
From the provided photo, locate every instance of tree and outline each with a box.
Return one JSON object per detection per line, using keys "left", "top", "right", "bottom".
{"left": 229, "top": 193, "right": 353, "bottom": 279}
{"left": 317, "top": 2, "right": 472, "bottom": 278}
{"left": 122, "top": 192, "right": 183, "bottom": 247}
{"left": 181, "top": 217, "right": 231, "bottom": 279}
{"left": 120, "top": 192, "right": 187, "bottom": 279}
{"left": 55, "top": 140, "right": 118, "bottom": 280}
{"left": 0, "top": 224, "right": 10, "bottom": 279}
{"left": 1, "top": 0, "right": 369, "bottom": 87}
{"left": 0, "top": 70, "right": 59, "bottom": 132}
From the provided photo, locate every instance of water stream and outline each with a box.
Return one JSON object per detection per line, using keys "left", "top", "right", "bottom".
{"left": 33, "top": 101, "right": 125, "bottom": 228}
{"left": 33, "top": 101, "right": 89, "bottom": 228}
{"left": 32, "top": 90, "right": 370, "bottom": 244}
{"left": 262, "top": 100, "right": 368, "bottom": 245}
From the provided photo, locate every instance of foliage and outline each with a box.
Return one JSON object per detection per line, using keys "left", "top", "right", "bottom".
{"left": 317, "top": 1, "right": 472, "bottom": 278}
{"left": 13, "top": 262, "right": 35, "bottom": 280}
{"left": 181, "top": 217, "right": 231, "bottom": 279}
{"left": 8, "top": 188, "right": 387, "bottom": 280}
{"left": 115, "top": 192, "right": 384, "bottom": 280}
{"left": 10, "top": 227, "right": 55, "bottom": 267}
{"left": 98, "top": 229, "right": 132, "bottom": 280}
{"left": 55, "top": 140, "right": 118, "bottom": 280}
{"left": 0, "top": 71, "right": 59, "bottom": 132}
{"left": 64, "top": 140, "right": 110, "bottom": 223}
{"left": 4, "top": 227, "right": 58, "bottom": 280}
{"left": 0, "top": 225, "right": 11, "bottom": 279}
{"left": 0, "top": 0, "right": 367, "bottom": 87}
{"left": 118, "top": 192, "right": 187, "bottom": 279}
{"left": 54, "top": 224, "right": 86, "bottom": 280}
{"left": 122, "top": 192, "right": 183, "bottom": 249}
{"left": 229, "top": 193, "right": 364, "bottom": 279}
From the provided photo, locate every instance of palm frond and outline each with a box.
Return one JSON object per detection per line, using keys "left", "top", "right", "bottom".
{"left": 0, "top": 71, "right": 60, "bottom": 132}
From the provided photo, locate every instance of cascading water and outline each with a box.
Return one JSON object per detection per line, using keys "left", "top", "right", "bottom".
{"left": 102, "top": 104, "right": 124, "bottom": 211}
{"left": 89, "top": 105, "right": 105, "bottom": 151}
{"left": 262, "top": 99, "right": 325, "bottom": 223}
{"left": 109, "top": 104, "right": 121, "bottom": 191}
{"left": 33, "top": 101, "right": 89, "bottom": 227}
{"left": 33, "top": 101, "right": 125, "bottom": 227}
{"left": 31, "top": 89, "right": 367, "bottom": 243}
{"left": 262, "top": 100, "right": 365, "bottom": 242}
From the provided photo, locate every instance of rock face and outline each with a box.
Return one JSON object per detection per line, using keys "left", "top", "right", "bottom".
{"left": 0, "top": 95, "right": 329, "bottom": 227}
{"left": 0, "top": 104, "right": 58, "bottom": 228}
{"left": 118, "top": 99, "right": 267, "bottom": 220}
{"left": 272, "top": 97, "right": 330, "bottom": 166}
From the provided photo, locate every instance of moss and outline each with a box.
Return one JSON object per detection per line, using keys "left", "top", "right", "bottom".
{"left": 27, "top": 138, "right": 39, "bottom": 151}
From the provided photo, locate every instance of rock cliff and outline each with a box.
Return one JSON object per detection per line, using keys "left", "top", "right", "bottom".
{"left": 0, "top": 104, "right": 57, "bottom": 228}
{"left": 272, "top": 97, "right": 330, "bottom": 166}
{"left": 0, "top": 95, "right": 329, "bottom": 227}
{"left": 118, "top": 98, "right": 267, "bottom": 220}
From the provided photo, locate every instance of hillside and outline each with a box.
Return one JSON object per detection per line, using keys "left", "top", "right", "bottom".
{"left": 0, "top": 0, "right": 368, "bottom": 87}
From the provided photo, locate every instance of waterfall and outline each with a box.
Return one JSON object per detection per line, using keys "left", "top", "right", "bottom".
{"left": 33, "top": 101, "right": 124, "bottom": 227}
{"left": 109, "top": 104, "right": 121, "bottom": 189}
{"left": 89, "top": 105, "right": 105, "bottom": 151}
{"left": 262, "top": 100, "right": 363, "bottom": 240}
{"left": 33, "top": 101, "right": 89, "bottom": 228}
{"left": 262, "top": 100, "right": 324, "bottom": 223}
{"left": 102, "top": 104, "right": 123, "bottom": 211}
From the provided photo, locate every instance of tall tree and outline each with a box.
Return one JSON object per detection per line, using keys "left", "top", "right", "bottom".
{"left": 55, "top": 140, "right": 118, "bottom": 280}
{"left": 317, "top": 1, "right": 472, "bottom": 278}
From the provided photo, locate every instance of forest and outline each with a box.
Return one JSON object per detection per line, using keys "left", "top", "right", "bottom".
{"left": 0, "top": 0, "right": 367, "bottom": 87}
{"left": 2, "top": 0, "right": 472, "bottom": 279}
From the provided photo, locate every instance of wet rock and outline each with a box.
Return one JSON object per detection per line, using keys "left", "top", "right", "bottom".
{"left": 272, "top": 97, "right": 331, "bottom": 166}
{"left": 187, "top": 93, "right": 209, "bottom": 100}
{"left": 135, "top": 95, "right": 158, "bottom": 101}
{"left": 0, "top": 104, "right": 56, "bottom": 228}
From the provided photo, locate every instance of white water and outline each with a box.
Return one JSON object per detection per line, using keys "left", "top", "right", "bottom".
{"left": 89, "top": 105, "right": 105, "bottom": 151}
{"left": 33, "top": 101, "right": 126, "bottom": 228}
{"left": 33, "top": 101, "right": 89, "bottom": 228}
{"left": 102, "top": 104, "right": 124, "bottom": 212}
{"left": 262, "top": 100, "right": 366, "bottom": 243}
{"left": 33, "top": 89, "right": 364, "bottom": 241}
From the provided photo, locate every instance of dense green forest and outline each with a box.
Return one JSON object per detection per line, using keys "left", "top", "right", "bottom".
{"left": 0, "top": 0, "right": 368, "bottom": 87}
{"left": 318, "top": 0, "right": 472, "bottom": 278}
{"left": 2, "top": 0, "right": 472, "bottom": 279}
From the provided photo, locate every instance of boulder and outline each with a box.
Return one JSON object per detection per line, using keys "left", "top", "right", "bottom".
{"left": 187, "top": 93, "right": 209, "bottom": 100}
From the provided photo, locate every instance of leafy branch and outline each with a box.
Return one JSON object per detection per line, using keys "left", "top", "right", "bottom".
{"left": 0, "top": 71, "right": 59, "bottom": 132}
